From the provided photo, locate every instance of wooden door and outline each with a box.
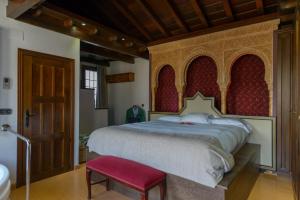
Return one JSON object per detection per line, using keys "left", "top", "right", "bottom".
{"left": 292, "top": 2, "right": 300, "bottom": 200}
{"left": 296, "top": 3, "right": 300, "bottom": 199}
{"left": 276, "top": 27, "right": 294, "bottom": 175}
{"left": 17, "top": 49, "right": 74, "bottom": 186}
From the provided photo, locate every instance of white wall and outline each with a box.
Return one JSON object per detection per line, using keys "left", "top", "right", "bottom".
{"left": 108, "top": 58, "right": 149, "bottom": 125}
{"left": 0, "top": 0, "right": 80, "bottom": 183}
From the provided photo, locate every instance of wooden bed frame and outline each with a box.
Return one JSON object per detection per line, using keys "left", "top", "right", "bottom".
{"left": 88, "top": 143, "right": 260, "bottom": 200}
{"left": 87, "top": 92, "right": 275, "bottom": 200}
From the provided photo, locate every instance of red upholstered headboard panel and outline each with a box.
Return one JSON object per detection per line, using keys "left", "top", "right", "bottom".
{"left": 155, "top": 65, "right": 178, "bottom": 112}
{"left": 227, "top": 54, "right": 269, "bottom": 116}
{"left": 184, "top": 56, "right": 221, "bottom": 110}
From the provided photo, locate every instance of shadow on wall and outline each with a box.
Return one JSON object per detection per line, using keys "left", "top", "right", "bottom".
{"left": 0, "top": 26, "right": 18, "bottom": 183}
{"left": 108, "top": 107, "right": 115, "bottom": 126}
{"left": 79, "top": 89, "right": 108, "bottom": 136}
{"left": 0, "top": 131, "right": 17, "bottom": 183}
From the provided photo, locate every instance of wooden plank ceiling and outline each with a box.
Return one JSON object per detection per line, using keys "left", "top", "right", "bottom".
{"left": 10, "top": 0, "right": 284, "bottom": 59}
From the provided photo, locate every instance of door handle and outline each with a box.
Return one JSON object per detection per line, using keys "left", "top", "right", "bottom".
{"left": 25, "top": 110, "right": 35, "bottom": 128}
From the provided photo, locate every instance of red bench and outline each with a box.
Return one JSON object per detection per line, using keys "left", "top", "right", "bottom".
{"left": 86, "top": 156, "right": 167, "bottom": 200}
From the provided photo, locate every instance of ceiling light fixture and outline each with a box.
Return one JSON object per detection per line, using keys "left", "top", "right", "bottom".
{"left": 121, "top": 37, "right": 125, "bottom": 41}
{"left": 81, "top": 22, "right": 86, "bottom": 26}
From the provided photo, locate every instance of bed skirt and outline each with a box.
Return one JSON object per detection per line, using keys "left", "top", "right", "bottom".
{"left": 87, "top": 143, "right": 260, "bottom": 200}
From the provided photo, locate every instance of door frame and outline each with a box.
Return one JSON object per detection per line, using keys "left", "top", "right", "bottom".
{"left": 17, "top": 48, "right": 75, "bottom": 187}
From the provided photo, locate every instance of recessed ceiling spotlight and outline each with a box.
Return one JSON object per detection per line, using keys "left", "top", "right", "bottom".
{"left": 121, "top": 37, "right": 125, "bottom": 41}
{"left": 81, "top": 22, "right": 86, "bottom": 26}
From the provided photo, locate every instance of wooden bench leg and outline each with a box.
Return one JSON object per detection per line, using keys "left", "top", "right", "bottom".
{"left": 159, "top": 179, "right": 166, "bottom": 200}
{"left": 86, "top": 169, "right": 92, "bottom": 200}
{"left": 141, "top": 191, "right": 148, "bottom": 200}
{"left": 106, "top": 178, "right": 110, "bottom": 191}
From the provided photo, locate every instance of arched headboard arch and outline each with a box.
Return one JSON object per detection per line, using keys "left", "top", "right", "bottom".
{"left": 226, "top": 54, "right": 269, "bottom": 116}
{"left": 225, "top": 48, "right": 271, "bottom": 87}
{"left": 183, "top": 55, "right": 221, "bottom": 110}
{"left": 182, "top": 48, "right": 222, "bottom": 85}
{"left": 155, "top": 65, "right": 179, "bottom": 112}
{"left": 224, "top": 48, "right": 273, "bottom": 115}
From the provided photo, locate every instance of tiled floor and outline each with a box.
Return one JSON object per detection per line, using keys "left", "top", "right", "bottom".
{"left": 11, "top": 165, "right": 294, "bottom": 200}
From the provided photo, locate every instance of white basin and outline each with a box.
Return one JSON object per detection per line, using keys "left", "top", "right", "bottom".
{"left": 0, "top": 164, "right": 10, "bottom": 200}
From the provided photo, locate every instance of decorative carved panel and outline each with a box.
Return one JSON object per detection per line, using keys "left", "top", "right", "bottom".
{"left": 149, "top": 20, "right": 279, "bottom": 115}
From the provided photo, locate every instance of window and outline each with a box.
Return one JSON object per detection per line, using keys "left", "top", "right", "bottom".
{"left": 81, "top": 65, "right": 108, "bottom": 109}
{"left": 81, "top": 66, "right": 98, "bottom": 105}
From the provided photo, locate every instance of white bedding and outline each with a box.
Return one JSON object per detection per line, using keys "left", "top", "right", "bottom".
{"left": 87, "top": 120, "right": 250, "bottom": 187}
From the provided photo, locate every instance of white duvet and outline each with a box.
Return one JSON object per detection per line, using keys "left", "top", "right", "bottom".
{"left": 87, "top": 120, "right": 250, "bottom": 187}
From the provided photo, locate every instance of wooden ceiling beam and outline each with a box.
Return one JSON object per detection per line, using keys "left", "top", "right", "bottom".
{"left": 223, "top": 0, "right": 234, "bottom": 20}
{"left": 148, "top": 13, "right": 278, "bottom": 46}
{"left": 280, "top": 13, "right": 296, "bottom": 23}
{"left": 135, "top": 0, "right": 170, "bottom": 37}
{"left": 112, "top": 0, "right": 152, "bottom": 41}
{"left": 88, "top": 1, "right": 131, "bottom": 36}
{"left": 80, "top": 56, "right": 111, "bottom": 67}
{"left": 17, "top": 2, "right": 148, "bottom": 58}
{"left": 165, "top": 0, "right": 190, "bottom": 32}
{"left": 190, "top": 0, "right": 208, "bottom": 27}
{"left": 81, "top": 42, "right": 135, "bottom": 64}
{"left": 6, "top": 0, "right": 44, "bottom": 18}
{"left": 280, "top": 0, "right": 297, "bottom": 10}
{"left": 10, "top": 0, "right": 26, "bottom": 3}
{"left": 256, "top": 0, "right": 264, "bottom": 13}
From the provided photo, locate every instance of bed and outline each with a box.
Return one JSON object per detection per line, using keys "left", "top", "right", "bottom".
{"left": 87, "top": 92, "right": 276, "bottom": 200}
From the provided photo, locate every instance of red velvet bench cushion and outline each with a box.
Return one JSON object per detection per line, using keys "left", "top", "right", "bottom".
{"left": 86, "top": 156, "right": 166, "bottom": 192}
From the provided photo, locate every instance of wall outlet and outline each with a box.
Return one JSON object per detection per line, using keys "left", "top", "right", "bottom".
{"left": 3, "top": 77, "right": 10, "bottom": 89}
{"left": 0, "top": 109, "right": 12, "bottom": 115}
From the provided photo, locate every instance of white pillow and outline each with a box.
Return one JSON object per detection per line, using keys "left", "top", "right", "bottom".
{"left": 181, "top": 113, "right": 211, "bottom": 124}
{"left": 158, "top": 116, "right": 182, "bottom": 123}
{"left": 210, "top": 118, "right": 252, "bottom": 133}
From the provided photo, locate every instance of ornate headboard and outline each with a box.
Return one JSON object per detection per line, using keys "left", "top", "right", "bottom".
{"left": 150, "top": 92, "right": 276, "bottom": 171}
{"left": 149, "top": 20, "right": 280, "bottom": 116}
